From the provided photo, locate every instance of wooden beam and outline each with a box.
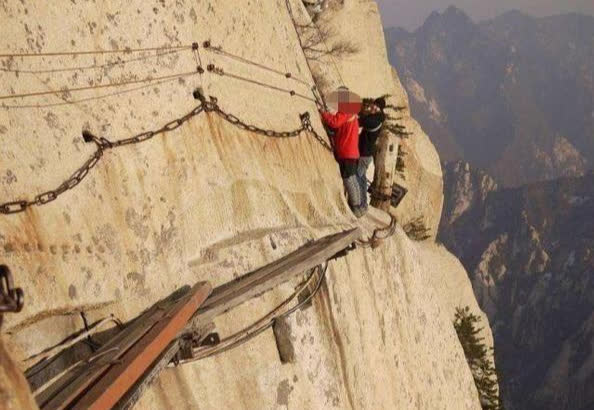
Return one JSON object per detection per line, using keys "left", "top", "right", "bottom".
{"left": 38, "top": 284, "right": 210, "bottom": 410}
{"left": 35, "top": 228, "right": 361, "bottom": 409}
{"left": 38, "top": 305, "right": 172, "bottom": 409}
{"left": 273, "top": 316, "right": 295, "bottom": 364}
{"left": 371, "top": 131, "right": 398, "bottom": 211}
{"left": 113, "top": 341, "right": 181, "bottom": 410}
{"left": 196, "top": 228, "right": 361, "bottom": 323}
{"left": 71, "top": 282, "right": 211, "bottom": 410}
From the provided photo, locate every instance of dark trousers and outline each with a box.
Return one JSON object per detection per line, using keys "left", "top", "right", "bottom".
{"left": 338, "top": 159, "right": 362, "bottom": 209}
{"left": 357, "top": 156, "right": 373, "bottom": 209}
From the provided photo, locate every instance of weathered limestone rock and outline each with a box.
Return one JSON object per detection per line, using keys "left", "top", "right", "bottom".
{"left": 0, "top": 1, "right": 491, "bottom": 409}
{"left": 134, "top": 231, "right": 483, "bottom": 410}
{"left": 0, "top": 339, "right": 37, "bottom": 409}
{"left": 389, "top": 70, "right": 444, "bottom": 238}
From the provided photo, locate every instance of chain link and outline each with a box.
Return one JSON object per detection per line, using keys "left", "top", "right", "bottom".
{"left": 1, "top": 97, "right": 332, "bottom": 215}
{"left": 356, "top": 214, "right": 398, "bottom": 248}
{"left": 211, "top": 104, "right": 316, "bottom": 141}
{"left": 0, "top": 201, "right": 29, "bottom": 215}
{"left": 301, "top": 112, "right": 333, "bottom": 151}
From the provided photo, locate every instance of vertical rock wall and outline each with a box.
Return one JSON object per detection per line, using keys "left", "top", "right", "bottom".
{"left": 0, "top": 1, "right": 492, "bottom": 409}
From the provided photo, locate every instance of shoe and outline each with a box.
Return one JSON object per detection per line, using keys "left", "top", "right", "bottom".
{"left": 359, "top": 206, "right": 369, "bottom": 217}
{"left": 352, "top": 206, "right": 368, "bottom": 218}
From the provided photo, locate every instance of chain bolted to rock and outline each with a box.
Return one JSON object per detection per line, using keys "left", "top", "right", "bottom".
{"left": 0, "top": 38, "right": 335, "bottom": 215}
{"left": 355, "top": 214, "right": 398, "bottom": 248}
{"left": 192, "top": 89, "right": 330, "bottom": 149}
{"left": 0, "top": 91, "right": 332, "bottom": 215}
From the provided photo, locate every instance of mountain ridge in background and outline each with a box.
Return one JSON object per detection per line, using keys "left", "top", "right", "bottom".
{"left": 439, "top": 161, "right": 594, "bottom": 410}
{"left": 385, "top": 6, "right": 594, "bottom": 409}
{"left": 385, "top": 6, "right": 594, "bottom": 187}
{"left": 0, "top": 1, "right": 498, "bottom": 408}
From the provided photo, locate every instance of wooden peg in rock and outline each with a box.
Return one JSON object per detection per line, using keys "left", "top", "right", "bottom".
{"left": 371, "top": 130, "right": 399, "bottom": 212}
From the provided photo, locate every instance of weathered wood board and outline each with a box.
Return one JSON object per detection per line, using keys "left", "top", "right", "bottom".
{"left": 196, "top": 228, "right": 361, "bottom": 322}
{"left": 33, "top": 228, "right": 361, "bottom": 410}
{"left": 37, "top": 282, "right": 211, "bottom": 410}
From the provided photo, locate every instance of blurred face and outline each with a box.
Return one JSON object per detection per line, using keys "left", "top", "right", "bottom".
{"left": 327, "top": 89, "right": 362, "bottom": 115}
{"left": 362, "top": 102, "right": 378, "bottom": 114}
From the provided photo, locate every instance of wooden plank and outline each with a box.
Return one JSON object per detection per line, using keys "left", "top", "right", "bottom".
{"left": 37, "top": 307, "right": 167, "bottom": 408}
{"left": 202, "top": 229, "right": 359, "bottom": 315}
{"left": 72, "top": 282, "right": 212, "bottom": 410}
{"left": 371, "top": 131, "right": 398, "bottom": 211}
{"left": 196, "top": 228, "right": 361, "bottom": 323}
{"left": 204, "top": 232, "right": 340, "bottom": 304}
{"left": 202, "top": 238, "right": 325, "bottom": 307}
{"left": 113, "top": 340, "right": 181, "bottom": 410}
{"left": 37, "top": 228, "right": 360, "bottom": 410}
{"left": 201, "top": 230, "right": 356, "bottom": 309}
{"left": 39, "top": 293, "right": 188, "bottom": 409}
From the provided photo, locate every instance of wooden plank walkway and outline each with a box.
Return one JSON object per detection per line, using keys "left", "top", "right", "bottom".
{"left": 37, "top": 283, "right": 211, "bottom": 410}
{"left": 72, "top": 283, "right": 212, "bottom": 410}
{"left": 33, "top": 228, "right": 361, "bottom": 409}
{"left": 195, "top": 228, "right": 361, "bottom": 324}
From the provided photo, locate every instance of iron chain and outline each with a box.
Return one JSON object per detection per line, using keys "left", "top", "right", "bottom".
{"left": 1, "top": 98, "right": 332, "bottom": 215}
{"left": 356, "top": 214, "right": 398, "bottom": 248}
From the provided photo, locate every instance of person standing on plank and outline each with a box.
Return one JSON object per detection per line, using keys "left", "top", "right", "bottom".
{"left": 320, "top": 88, "right": 366, "bottom": 217}
{"left": 357, "top": 97, "right": 386, "bottom": 210}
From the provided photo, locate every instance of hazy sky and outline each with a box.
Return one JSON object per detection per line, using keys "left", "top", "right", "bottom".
{"left": 376, "top": 0, "right": 594, "bottom": 30}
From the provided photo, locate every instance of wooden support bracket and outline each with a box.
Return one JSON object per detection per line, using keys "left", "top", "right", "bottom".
{"left": 37, "top": 282, "right": 211, "bottom": 410}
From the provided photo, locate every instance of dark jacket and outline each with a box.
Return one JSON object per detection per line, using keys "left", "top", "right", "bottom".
{"left": 358, "top": 112, "right": 385, "bottom": 157}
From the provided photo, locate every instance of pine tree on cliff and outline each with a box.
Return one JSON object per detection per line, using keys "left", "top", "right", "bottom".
{"left": 454, "top": 307, "right": 503, "bottom": 410}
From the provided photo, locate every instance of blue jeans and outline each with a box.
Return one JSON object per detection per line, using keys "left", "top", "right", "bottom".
{"left": 357, "top": 156, "right": 373, "bottom": 209}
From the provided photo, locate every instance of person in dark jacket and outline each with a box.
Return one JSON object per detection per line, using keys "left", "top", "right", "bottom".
{"left": 320, "top": 109, "right": 366, "bottom": 217}
{"left": 357, "top": 97, "right": 386, "bottom": 210}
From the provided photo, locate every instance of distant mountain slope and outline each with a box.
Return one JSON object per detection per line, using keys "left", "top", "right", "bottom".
{"left": 440, "top": 161, "right": 594, "bottom": 410}
{"left": 385, "top": 7, "right": 594, "bottom": 187}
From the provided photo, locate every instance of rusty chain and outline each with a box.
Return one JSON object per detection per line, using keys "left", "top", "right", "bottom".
{"left": 356, "top": 214, "right": 398, "bottom": 248}
{"left": 0, "top": 265, "right": 24, "bottom": 329}
{"left": 195, "top": 92, "right": 331, "bottom": 150}
{"left": 0, "top": 94, "right": 332, "bottom": 215}
{"left": 0, "top": 33, "right": 338, "bottom": 215}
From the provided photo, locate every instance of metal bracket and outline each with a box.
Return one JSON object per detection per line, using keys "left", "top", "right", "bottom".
{"left": 199, "top": 333, "right": 220, "bottom": 347}
{"left": 173, "top": 322, "right": 217, "bottom": 362}
{"left": 328, "top": 244, "right": 356, "bottom": 262}
{"left": 391, "top": 183, "right": 408, "bottom": 208}
{"left": 0, "top": 265, "right": 24, "bottom": 329}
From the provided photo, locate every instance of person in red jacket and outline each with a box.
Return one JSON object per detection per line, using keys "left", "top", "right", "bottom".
{"left": 320, "top": 96, "right": 366, "bottom": 217}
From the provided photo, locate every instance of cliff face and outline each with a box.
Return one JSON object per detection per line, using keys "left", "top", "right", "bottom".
{"left": 0, "top": 339, "right": 38, "bottom": 409}
{"left": 0, "top": 1, "right": 492, "bottom": 408}
{"left": 386, "top": 7, "right": 594, "bottom": 187}
{"left": 440, "top": 161, "right": 498, "bottom": 227}
{"left": 440, "top": 161, "right": 594, "bottom": 410}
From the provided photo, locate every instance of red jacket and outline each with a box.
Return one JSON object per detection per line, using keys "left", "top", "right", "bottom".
{"left": 320, "top": 111, "right": 360, "bottom": 160}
